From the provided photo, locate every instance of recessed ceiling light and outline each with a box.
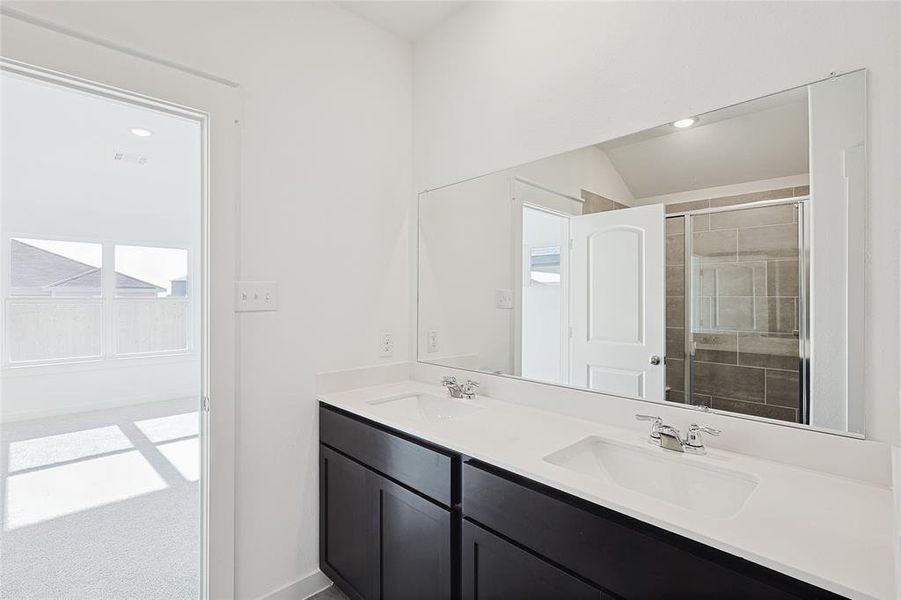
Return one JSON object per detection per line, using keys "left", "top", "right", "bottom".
{"left": 130, "top": 128, "right": 153, "bottom": 137}
{"left": 672, "top": 118, "right": 697, "bottom": 129}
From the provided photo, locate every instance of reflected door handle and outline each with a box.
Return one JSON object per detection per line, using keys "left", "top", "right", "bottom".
{"left": 649, "top": 355, "right": 662, "bottom": 366}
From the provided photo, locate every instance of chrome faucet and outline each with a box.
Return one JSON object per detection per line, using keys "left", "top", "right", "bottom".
{"left": 441, "top": 376, "right": 479, "bottom": 399}
{"left": 635, "top": 415, "right": 720, "bottom": 455}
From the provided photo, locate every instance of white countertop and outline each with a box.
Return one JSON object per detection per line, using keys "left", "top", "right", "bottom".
{"left": 318, "top": 380, "right": 896, "bottom": 600}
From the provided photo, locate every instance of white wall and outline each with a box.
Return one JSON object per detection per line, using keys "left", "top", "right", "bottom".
{"left": 808, "top": 71, "right": 867, "bottom": 432}
{"left": 896, "top": 12, "right": 901, "bottom": 595}
{"left": 419, "top": 172, "right": 513, "bottom": 374}
{"left": 518, "top": 145, "right": 634, "bottom": 204}
{"left": 418, "top": 145, "right": 628, "bottom": 374}
{"left": 2, "top": 3, "right": 413, "bottom": 599}
{"left": 414, "top": 1, "right": 900, "bottom": 445}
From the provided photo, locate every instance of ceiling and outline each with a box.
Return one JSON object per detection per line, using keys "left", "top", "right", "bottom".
{"left": 338, "top": 1, "right": 467, "bottom": 41}
{"left": 598, "top": 89, "right": 810, "bottom": 200}
{"left": 1, "top": 70, "right": 201, "bottom": 245}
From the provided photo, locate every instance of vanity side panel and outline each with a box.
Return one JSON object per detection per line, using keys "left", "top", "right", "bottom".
{"left": 462, "top": 461, "right": 841, "bottom": 599}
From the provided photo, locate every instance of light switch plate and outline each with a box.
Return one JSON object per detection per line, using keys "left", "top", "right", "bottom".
{"left": 235, "top": 281, "right": 278, "bottom": 312}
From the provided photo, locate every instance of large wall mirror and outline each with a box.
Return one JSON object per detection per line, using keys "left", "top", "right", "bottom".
{"left": 418, "top": 70, "right": 866, "bottom": 437}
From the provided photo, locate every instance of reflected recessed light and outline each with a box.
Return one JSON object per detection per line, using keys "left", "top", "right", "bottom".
{"left": 672, "top": 118, "right": 697, "bottom": 129}
{"left": 130, "top": 128, "right": 153, "bottom": 137}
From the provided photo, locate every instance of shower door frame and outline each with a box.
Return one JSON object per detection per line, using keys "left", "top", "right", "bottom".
{"left": 666, "top": 196, "right": 810, "bottom": 423}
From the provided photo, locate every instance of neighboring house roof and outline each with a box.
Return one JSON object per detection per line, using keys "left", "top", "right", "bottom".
{"left": 48, "top": 268, "right": 167, "bottom": 291}
{"left": 10, "top": 239, "right": 164, "bottom": 293}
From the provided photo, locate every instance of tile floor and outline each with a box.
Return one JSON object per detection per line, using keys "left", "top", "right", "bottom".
{"left": 310, "top": 584, "right": 350, "bottom": 600}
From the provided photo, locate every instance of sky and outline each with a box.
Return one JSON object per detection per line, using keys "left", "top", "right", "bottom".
{"left": 18, "top": 238, "right": 187, "bottom": 295}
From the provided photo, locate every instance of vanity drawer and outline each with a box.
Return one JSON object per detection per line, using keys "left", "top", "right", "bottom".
{"left": 462, "top": 461, "right": 840, "bottom": 599}
{"left": 319, "top": 405, "right": 453, "bottom": 506}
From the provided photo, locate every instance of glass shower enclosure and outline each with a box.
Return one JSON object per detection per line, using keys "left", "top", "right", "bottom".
{"left": 665, "top": 197, "right": 808, "bottom": 424}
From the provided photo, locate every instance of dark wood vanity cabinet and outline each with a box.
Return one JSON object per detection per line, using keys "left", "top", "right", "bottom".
{"left": 320, "top": 404, "right": 844, "bottom": 600}
{"left": 462, "top": 520, "right": 609, "bottom": 600}
{"left": 371, "top": 473, "right": 453, "bottom": 600}
{"left": 320, "top": 407, "right": 454, "bottom": 600}
{"left": 320, "top": 446, "right": 371, "bottom": 599}
{"left": 461, "top": 461, "right": 842, "bottom": 600}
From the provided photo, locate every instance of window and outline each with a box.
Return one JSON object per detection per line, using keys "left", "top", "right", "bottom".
{"left": 528, "top": 245, "right": 562, "bottom": 286}
{"left": 114, "top": 245, "right": 188, "bottom": 298}
{"left": 114, "top": 245, "right": 189, "bottom": 355}
{"left": 10, "top": 238, "right": 102, "bottom": 297}
{"left": 6, "top": 238, "right": 103, "bottom": 363}
{"left": 3, "top": 237, "right": 190, "bottom": 366}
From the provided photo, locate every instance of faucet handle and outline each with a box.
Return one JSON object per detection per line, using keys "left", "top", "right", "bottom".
{"left": 635, "top": 414, "right": 662, "bottom": 425}
{"left": 684, "top": 423, "right": 720, "bottom": 454}
{"left": 459, "top": 380, "right": 479, "bottom": 397}
{"left": 635, "top": 414, "right": 664, "bottom": 442}
{"left": 688, "top": 423, "right": 720, "bottom": 436}
{"left": 441, "top": 375, "right": 457, "bottom": 386}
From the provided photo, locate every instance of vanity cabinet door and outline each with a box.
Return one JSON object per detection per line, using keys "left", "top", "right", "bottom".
{"left": 462, "top": 520, "right": 607, "bottom": 600}
{"left": 370, "top": 473, "right": 452, "bottom": 600}
{"left": 320, "top": 446, "right": 372, "bottom": 600}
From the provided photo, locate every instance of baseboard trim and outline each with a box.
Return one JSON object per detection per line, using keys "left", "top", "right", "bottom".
{"left": 257, "top": 570, "right": 333, "bottom": 600}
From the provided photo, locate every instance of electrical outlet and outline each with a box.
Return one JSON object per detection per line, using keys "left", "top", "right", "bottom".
{"left": 495, "top": 289, "right": 514, "bottom": 309}
{"left": 427, "top": 329, "right": 439, "bottom": 353}
{"left": 379, "top": 332, "right": 394, "bottom": 357}
{"left": 235, "top": 281, "right": 278, "bottom": 312}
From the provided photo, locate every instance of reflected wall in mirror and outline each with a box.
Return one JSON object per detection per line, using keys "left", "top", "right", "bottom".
{"left": 418, "top": 70, "right": 866, "bottom": 436}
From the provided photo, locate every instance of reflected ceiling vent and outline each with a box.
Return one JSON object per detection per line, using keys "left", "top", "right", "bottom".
{"left": 114, "top": 152, "right": 149, "bottom": 165}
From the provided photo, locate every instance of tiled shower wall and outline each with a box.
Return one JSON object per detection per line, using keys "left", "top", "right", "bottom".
{"left": 664, "top": 186, "right": 808, "bottom": 423}
{"left": 581, "top": 189, "right": 629, "bottom": 213}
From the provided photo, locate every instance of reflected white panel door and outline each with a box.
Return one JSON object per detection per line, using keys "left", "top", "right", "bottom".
{"left": 570, "top": 204, "right": 665, "bottom": 400}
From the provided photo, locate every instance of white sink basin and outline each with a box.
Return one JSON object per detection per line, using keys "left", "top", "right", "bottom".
{"left": 366, "top": 393, "right": 484, "bottom": 422}
{"left": 543, "top": 436, "right": 758, "bottom": 518}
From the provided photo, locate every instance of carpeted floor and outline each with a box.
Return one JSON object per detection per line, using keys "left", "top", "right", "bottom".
{"left": 1, "top": 398, "right": 201, "bottom": 600}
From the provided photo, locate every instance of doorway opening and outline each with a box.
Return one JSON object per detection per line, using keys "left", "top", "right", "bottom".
{"left": 521, "top": 204, "right": 570, "bottom": 384}
{"left": 1, "top": 63, "right": 207, "bottom": 600}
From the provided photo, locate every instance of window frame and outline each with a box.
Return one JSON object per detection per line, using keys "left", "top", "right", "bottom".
{"left": 2, "top": 233, "right": 194, "bottom": 368}
{"left": 112, "top": 242, "right": 193, "bottom": 359}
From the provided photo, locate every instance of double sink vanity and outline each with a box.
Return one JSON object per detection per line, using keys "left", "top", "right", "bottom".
{"left": 319, "top": 70, "right": 893, "bottom": 599}
{"left": 318, "top": 376, "right": 893, "bottom": 600}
